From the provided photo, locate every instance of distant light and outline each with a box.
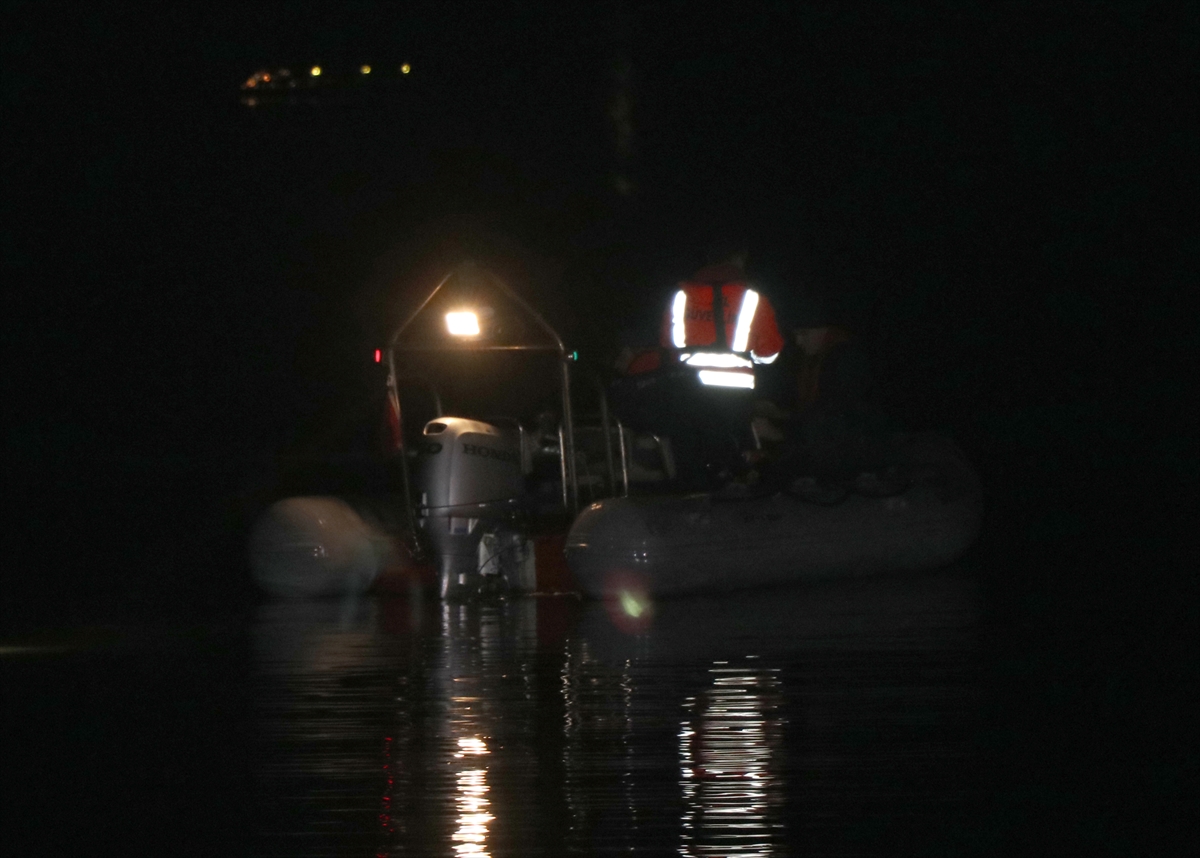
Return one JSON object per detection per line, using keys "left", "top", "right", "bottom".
{"left": 698, "top": 369, "right": 755, "bottom": 389}
{"left": 360, "top": 64, "right": 371, "bottom": 75}
{"left": 310, "top": 65, "right": 322, "bottom": 77}
{"left": 374, "top": 349, "right": 382, "bottom": 363}
{"left": 445, "top": 311, "right": 480, "bottom": 337}
{"left": 400, "top": 63, "right": 411, "bottom": 74}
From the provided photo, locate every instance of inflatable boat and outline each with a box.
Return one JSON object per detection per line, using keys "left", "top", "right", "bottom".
{"left": 565, "top": 433, "right": 981, "bottom": 599}
{"left": 250, "top": 263, "right": 981, "bottom": 600}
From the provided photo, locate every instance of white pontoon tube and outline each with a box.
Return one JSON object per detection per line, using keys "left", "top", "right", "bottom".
{"left": 565, "top": 433, "right": 983, "bottom": 599}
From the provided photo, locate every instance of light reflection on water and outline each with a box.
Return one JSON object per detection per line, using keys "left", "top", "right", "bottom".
{"left": 446, "top": 608, "right": 496, "bottom": 857}
{"left": 453, "top": 764, "right": 493, "bottom": 857}
{"left": 252, "top": 573, "right": 979, "bottom": 856}
{"left": 679, "top": 662, "right": 784, "bottom": 857}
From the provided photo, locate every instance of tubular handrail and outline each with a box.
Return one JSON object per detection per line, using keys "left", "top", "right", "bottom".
{"left": 387, "top": 263, "right": 565, "bottom": 353}
{"left": 592, "top": 374, "right": 617, "bottom": 497}
{"left": 386, "top": 262, "right": 578, "bottom": 514}
{"left": 616, "top": 417, "right": 630, "bottom": 496}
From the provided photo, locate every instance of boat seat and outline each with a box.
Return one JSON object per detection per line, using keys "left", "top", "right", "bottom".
{"left": 519, "top": 419, "right": 682, "bottom": 502}
{"left": 570, "top": 424, "right": 677, "bottom": 491}
{"left": 571, "top": 424, "right": 621, "bottom": 500}
{"left": 623, "top": 428, "right": 676, "bottom": 484}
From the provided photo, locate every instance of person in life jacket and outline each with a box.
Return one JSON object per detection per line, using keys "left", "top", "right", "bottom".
{"left": 659, "top": 251, "right": 785, "bottom": 385}
{"left": 776, "top": 311, "right": 904, "bottom": 494}
{"left": 618, "top": 250, "right": 784, "bottom": 380}
{"left": 610, "top": 249, "right": 787, "bottom": 489}
{"left": 793, "top": 325, "right": 870, "bottom": 413}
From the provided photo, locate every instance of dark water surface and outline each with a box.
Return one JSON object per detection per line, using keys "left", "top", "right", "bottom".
{"left": 5, "top": 572, "right": 993, "bottom": 856}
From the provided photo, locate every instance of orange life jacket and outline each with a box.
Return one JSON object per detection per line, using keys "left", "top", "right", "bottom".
{"left": 658, "top": 278, "right": 784, "bottom": 364}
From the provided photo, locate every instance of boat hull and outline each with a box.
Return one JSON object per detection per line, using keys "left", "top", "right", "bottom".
{"left": 564, "top": 434, "right": 982, "bottom": 598}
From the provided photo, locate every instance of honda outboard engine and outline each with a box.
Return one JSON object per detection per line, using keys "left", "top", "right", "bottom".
{"left": 414, "top": 417, "right": 536, "bottom": 599}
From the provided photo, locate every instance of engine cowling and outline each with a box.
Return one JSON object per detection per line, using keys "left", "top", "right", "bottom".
{"left": 413, "top": 417, "right": 528, "bottom": 598}
{"left": 415, "top": 417, "right": 524, "bottom": 510}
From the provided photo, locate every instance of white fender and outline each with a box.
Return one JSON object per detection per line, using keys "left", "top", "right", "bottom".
{"left": 250, "top": 496, "right": 392, "bottom": 598}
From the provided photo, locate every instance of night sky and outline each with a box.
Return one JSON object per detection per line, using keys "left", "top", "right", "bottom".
{"left": 4, "top": 3, "right": 1196, "bottom": 618}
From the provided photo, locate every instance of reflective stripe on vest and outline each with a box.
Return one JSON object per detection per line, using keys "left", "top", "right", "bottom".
{"left": 680, "top": 352, "right": 753, "bottom": 368}
{"left": 731, "top": 289, "right": 757, "bottom": 352}
{"left": 670, "top": 287, "right": 761, "bottom": 352}
{"left": 698, "top": 369, "right": 755, "bottom": 389}
{"left": 671, "top": 289, "right": 689, "bottom": 349}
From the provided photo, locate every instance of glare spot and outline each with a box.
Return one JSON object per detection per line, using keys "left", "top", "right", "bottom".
{"left": 619, "top": 589, "right": 647, "bottom": 618}
{"left": 360, "top": 64, "right": 371, "bottom": 74}
{"left": 400, "top": 63, "right": 411, "bottom": 74}
{"left": 446, "top": 311, "right": 481, "bottom": 337}
{"left": 310, "top": 65, "right": 322, "bottom": 77}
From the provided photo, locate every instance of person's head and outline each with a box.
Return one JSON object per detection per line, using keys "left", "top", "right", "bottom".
{"left": 701, "top": 239, "right": 748, "bottom": 273}
{"left": 794, "top": 326, "right": 832, "bottom": 355}
{"left": 792, "top": 290, "right": 829, "bottom": 329}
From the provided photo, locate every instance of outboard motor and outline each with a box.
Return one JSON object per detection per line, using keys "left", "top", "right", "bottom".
{"left": 414, "top": 417, "right": 536, "bottom": 599}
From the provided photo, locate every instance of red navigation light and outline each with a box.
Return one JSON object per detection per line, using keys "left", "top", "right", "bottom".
{"left": 374, "top": 349, "right": 382, "bottom": 363}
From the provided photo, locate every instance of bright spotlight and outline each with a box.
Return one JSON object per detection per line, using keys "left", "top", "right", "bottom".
{"left": 445, "top": 311, "right": 481, "bottom": 337}
{"left": 310, "top": 65, "right": 322, "bottom": 77}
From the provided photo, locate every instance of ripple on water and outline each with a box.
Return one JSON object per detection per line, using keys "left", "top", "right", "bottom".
{"left": 250, "top": 572, "right": 981, "bottom": 856}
